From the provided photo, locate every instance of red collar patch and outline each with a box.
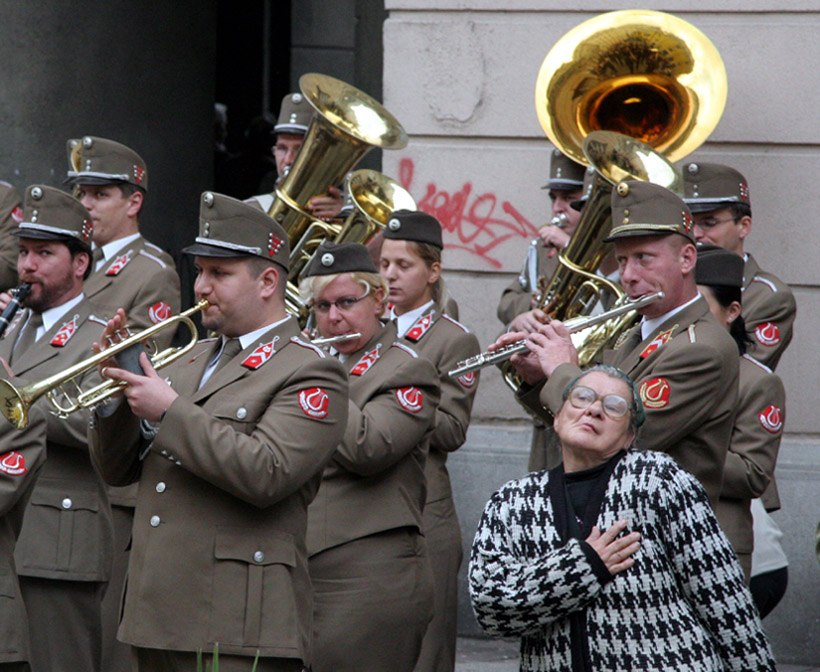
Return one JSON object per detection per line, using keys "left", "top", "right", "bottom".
{"left": 0, "top": 451, "right": 27, "bottom": 476}
{"left": 50, "top": 314, "right": 79, "bottom": 347}
{"left": 640, "top": 326, "right": 676, "bottom": 359}
{"left": 457, "top": 372, "right": 477, "bottom": 389}
{"left": 351, "top": 344, "right": 382, "bottom": 376}
{"left": 241, "top": 337, "right": 280, "bottom": 370}
{"left": 298, "top": 387, "right": 329, "bottom": 419}
{"left": 639, "top": 377, "right": 670, "bottom": 409}
{"left": 105, "top": 249, "right": 134, "bottom": 276}
{"left": 148, "top": 301, "right": 173, "bottom": 324}
{"left": 405, "top": 312, "right": 435, "bottom": 342}
{"left": 396, "top": 386, "right": 424, "bottom": 413}
{"left": 759, "top": 405, "right": 783, "bottom": 433}
{"left": 754, "top": 322, "right": 780, "bottom": 347}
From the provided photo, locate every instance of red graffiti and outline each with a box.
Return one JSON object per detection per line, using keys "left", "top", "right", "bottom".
{"left": 399, "top": 158, "right": 539, "bottom": 268}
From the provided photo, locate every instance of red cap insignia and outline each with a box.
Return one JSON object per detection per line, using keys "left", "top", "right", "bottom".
{"left": 739, "top": 181, "right": 750, "bottom": 201}
{"left": 682, "top": 210, "right": 692, "bottom": 233}
{"left": 298, "top": 387, "right": 329, "bottom": 419}
{"left": 105, "top": 250, "right": 133, "bottom": 276}
{"left": 11, "top": 206, "right": 23, "bottom": 224}
{"left": 50, "top": 314, "right": 79, "bottom": 347}
{"left": 405, "top": 313, "right": 435, "bottom": 342}
{"left": 640, "top": 327, "right": 676, "bottom": 359}
{"left": 457, "top": 372, "right": 476, "bottom": 389}
{"left": 134, "top": 165, "right": 146, "bottom": 184}
{"left": 759, "top": 405, "right": 783, "bottom": 434}
{"left": 0, "top": 451, "right": 27, "bottom": 476}
{"left": 268, "top": 233, "right": 284, "bottom": 257}
{"left": 241, "top": 338, "right": 279, "bottom": 370}
{"left": 754, "top": 322, "right": 780, "bottom": 347}
{"left": 148, "top": 301, "right": 173, "bottom": 324}
{"left": 396, "top": 386, "right": 424, "bottom": 413}
{"left": 639, "top": 377, "right": 670, "bottom": 409}
{"left": 81, "top": 219, "right": 92, "bottom": 242}
{"left": 351, "top": 344, "right": 382, "bottom": 376}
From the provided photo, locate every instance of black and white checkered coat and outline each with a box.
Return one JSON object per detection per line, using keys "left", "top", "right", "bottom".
{"left": 469, "top": 450, "right": 775, "bottom": 672}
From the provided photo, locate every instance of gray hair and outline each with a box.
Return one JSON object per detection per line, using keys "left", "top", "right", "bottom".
{"left": 562, "top": 364, "right": 646, "bottom": 441}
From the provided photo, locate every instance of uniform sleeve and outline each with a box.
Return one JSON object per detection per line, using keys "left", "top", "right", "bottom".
{"left": 469, "top": 486, "right": 607, "bottom": 637}
{"left": 0, "top": 407, "right": 46, "bottom": 516}
{"left": 88, "top": 397, "right": 145, "bottom": 488}
{"left": 744, "top": 287, "right": 796, "bottom": 370}
{"left": 497, "top": 276, "right": 533, "bottom": 326}
{"left": 429, "top": 329, "right": 480, "bottom": 453}
{"left": 335, "top": 356, "right": 439, "bottom": 476}
{"left": 147, "top": 356, "right": 348, "bottom": 508}
{"left": 0, "top": 184, "right": 21, "bottom": 292}
{"left": 722, "top": 372, "right": 784, "bottom": 500}
{"left": 659, "top": 465, "right": 776, "bottom": 671}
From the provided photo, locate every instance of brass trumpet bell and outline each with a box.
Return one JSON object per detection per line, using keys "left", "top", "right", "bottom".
{"left": 535, "top": 9, "right": 727, "bottom": 165}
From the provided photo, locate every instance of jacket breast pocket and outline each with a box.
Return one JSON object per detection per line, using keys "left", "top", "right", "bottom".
{"left": 211, "top": 396, "right": 270, "bottom": 435}
{"left": 15, "top": 487, "right": 108, "bottom": 579}
{"left": 208, "top": 528, "right": 301, "bottom": 651}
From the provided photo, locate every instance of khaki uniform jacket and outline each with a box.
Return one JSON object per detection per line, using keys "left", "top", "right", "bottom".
{"left": 88, "top": 316, "right": 348, "bottom": 661}
{"left": 307, "top": 323, "right": 439, "bottom": 556}
{"left": 715, "top": 355, "right": 785, "bottom": 565}
{"left": 400, "top": 306, "right": 480, "bottom": 504}
{"left": 0, "top": 182, "right": 22, "bottom": 292}
{"left": 85, "top": 234, "right": 181, "bottom": 508}
{"left": 0, "top": 408, "right": 46, "bottom": 663}
{"left": 742, "top": 253, "right": 795, "bottom": 370}
{"left": 0, "top": 301, "right": 115, "bottom": 582}
{"left": 496, "top": 247, "right": 557, "bottom": 326}
{"left": 521, "top": 297, "right": 739, "bottom": 505}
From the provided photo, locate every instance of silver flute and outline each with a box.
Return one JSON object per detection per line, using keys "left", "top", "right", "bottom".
{"left": 448, "top": 292, "right": 664, "bottom": 378}
{"left": 310, "top": 332, "right": 362, "bottom": 346}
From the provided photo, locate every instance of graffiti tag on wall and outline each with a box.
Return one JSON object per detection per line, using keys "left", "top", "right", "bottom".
{"left": 398, "top": 158, "right": 539, "bottom": 269}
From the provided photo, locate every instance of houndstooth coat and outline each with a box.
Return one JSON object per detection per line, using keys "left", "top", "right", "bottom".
{"left": 469, "top": 450, "right": 775, "bottom": 672}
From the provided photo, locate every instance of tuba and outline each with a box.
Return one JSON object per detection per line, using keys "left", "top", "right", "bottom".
{"left": 269, "top": 74, "right": 408, "bottom": 318}
{"left": 503, "top": 9, "right": 726, "bottom": 393}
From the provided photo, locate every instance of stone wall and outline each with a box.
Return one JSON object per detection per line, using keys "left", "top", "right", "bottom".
{"left": 382, "top": 2, "right": 820, "bottom": 663}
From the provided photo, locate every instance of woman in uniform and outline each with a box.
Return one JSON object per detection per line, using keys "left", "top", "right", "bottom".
{"left": 300, "top": 241, "right": 439, "bottom": 672}
{"left": 695, "top": 244, "right": 786, "bottom": 588}
{"left": 378, "top": 209, "right": 481, "bottom": 672}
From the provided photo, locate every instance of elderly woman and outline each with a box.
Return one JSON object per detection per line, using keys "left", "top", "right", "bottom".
{"left": 299, "top": 241, "right": 439, "bottom": 672}
{"left": 469, "top": 365, "right": 775, "bottom": 672}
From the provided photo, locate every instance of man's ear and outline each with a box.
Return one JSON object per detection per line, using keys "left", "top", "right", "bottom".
{"left": 737, "top": 215, "right": 752, "bottom": 243}
{"left": 679, "top": 241, "right": 697, "bottom": 274}
{"left": 258, "top": 265, "right": 281, "bottom": 299}
{"left": 126, "top": 189, "right": 144, "bottom": 218}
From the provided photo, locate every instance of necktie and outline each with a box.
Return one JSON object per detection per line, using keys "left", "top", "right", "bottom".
{"left": 12, "top": 312, "right": 43, "bottom": 364}
{"left": 214, "top": 338, "right": 243, "bottom": 373}
{"left": 92, "top": 247, "right": 105, "bottom": 270}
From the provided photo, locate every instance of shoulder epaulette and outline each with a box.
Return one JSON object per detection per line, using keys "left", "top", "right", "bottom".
{"left": 391, "top": 341, "right": 418, "bottom": 358}
{"left": 138, "top": 249, "right": 168, "bottom": 269}
{"left": 144, "top": 241, "right": 164, "bottom": 254}
{"left": 290, "top": 336, "right": 326, "bottom": 358}
{"left": 742, "top": 353, "right": 773, "bottom": 373}
{"left": 687, "top": 324, "right": 697, "bottom": 343}
{"left": 751, "top": 276, "right": 778, "bottom": 293}
{"left": 88, "top": 314, "right": 109, "bottom": 326}
{"left": 442, "top": 314, "right": 471, "bottom": 333}
{"left": 0, "top": 180, "right": 11, "bottom": 188}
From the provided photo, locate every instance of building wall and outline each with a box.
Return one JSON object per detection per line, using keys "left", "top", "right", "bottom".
{"left": 383, "top": 2, "right": 820, "bottom": 663}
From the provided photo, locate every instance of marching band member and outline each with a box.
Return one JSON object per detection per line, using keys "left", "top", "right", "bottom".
{"left": 695, "top": 244, "right": 786, "bottom": 582}
{"left": 300, "top": 241, "right": 439, "bottom": 672}
{"left": 65, "top": 135, "right": 182, "bottom": 672}
{"left": 0, "top": 181, "right": 23, "bottom": 292}
{"left": 683, "top": 162, "right": 796, "bottom": 370}
{"left": 496, "top": 182, "right": 738, "bottom": 505}
{"left": 0, "top": 186, "right": 113, "bottom": 672}
{"left": 89, "top": 193, "right": 348, "bottom": 672}
{"left": 379, "top": 210, "right": 480, "bottom": 672}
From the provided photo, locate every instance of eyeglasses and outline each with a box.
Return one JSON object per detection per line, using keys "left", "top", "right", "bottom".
{"left": 694, "top": 216, "right": 739, "bottom": 230}
{"left": 312, "top": 289, "right": 370, "bottom": 315}
{"left": 567, "top": 386, "right": 630, "bottom": 419}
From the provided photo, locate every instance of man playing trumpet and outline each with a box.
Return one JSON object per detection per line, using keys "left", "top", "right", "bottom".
{"left": 89, "top": 192, "right": 348, "bottom": 671}
{"left": 495, "top": 182, "right": 738, "bottom": 505}
{"left": 0, "top": 186, "right": 113, "bottom": 672}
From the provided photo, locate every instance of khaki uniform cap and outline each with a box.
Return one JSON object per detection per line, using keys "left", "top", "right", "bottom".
{"left": 13, "top": 185, "right": 93, "bottom": 250}
{"left": 384, "top": 209, "right": 443, "bottom": 248}
{"left": 604, "top": 181, "right": 695, "bottom": 243}
{"left": 305, "top": 242, "right": 377, "bottom": 277}
{"left": 65, "top": 136, "right": 148, "bottom": 191}
{"left": 275, "top": 92, "right": 313, "bottom": 135}
{"left": 182, "top": 191, "right": 290, "bottom": 269}
{"left": 542, "top": 148, "right": 586, "bottom": 191}
{"left": 682, "top": 162, "right": 750, "bottom": 214}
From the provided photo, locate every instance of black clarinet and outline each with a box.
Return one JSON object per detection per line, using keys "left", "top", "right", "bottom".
{"left": 0, "top": 284, "right": 32, "bottom": 339}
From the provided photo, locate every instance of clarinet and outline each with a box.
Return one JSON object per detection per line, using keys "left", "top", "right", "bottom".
{"left": 0, "top": 284, "right": 32, "bottom": 339}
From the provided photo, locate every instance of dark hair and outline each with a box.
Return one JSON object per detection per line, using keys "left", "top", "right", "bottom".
{"left": 562, "top": 364, "right": 646, "bottom": 437}
{"left": 244, "top": 256, "right": 288, "bottom": 298}
{"left": 114, "top": 182, "right": 146, "bottom": 218}
{"left": 728, "top": 202, "right": 752, "bottom": 220}
{"left": 407, "top": 240, "right": 448, "bottom": 308}
{"left": 62, "top": 238, "right": 93, "bottom": 280}
{"left": 699, "top": 283, "right": 752, "bottom": 355}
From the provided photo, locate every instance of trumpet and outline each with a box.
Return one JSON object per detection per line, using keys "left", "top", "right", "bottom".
{"left": 0, "top": 300, "right": 209, "bottom": 430}
{"left": 448, "top": 292, "right": 664, "bottom": 378}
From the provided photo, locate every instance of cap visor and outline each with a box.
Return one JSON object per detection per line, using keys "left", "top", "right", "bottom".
{"left": 274, "top": 125, "right": 308, "bottom": 135}
{"left": 603, "top": 229, "right": 692, "bottom": 244}
{"left": 181, "top": 242, "right": 252, "bottom": 258}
